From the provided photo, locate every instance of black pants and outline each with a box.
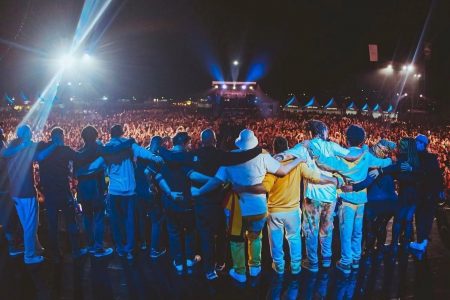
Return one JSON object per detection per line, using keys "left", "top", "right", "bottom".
{"left": 364, "top": 204, "right": 394, "bottom": 253}
{"left": 415, "top": 196, "right": 438, "bottom": 243}
{"left": 195, "top": 203, "right": 226, "bottom": 273}
{"left": 45, "top": 194, "right": 81, "bottom": 260}
{"left": 0, "top": 193, "right": 20, "bottom": 247}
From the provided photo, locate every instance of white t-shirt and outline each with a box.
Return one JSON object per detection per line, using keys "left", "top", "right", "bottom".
{"left": 286, "top": 139, "right": 350, "bottom": 202}
{"left": 215, "top": 153, "right": 280, "bottom": 216}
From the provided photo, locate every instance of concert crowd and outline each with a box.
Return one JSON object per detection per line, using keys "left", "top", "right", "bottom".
{"left": 0, "top": 107, "right": 448, "bottom": 287}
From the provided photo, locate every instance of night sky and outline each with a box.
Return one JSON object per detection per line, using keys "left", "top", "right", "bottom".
{"left": 0, "top": 0, "right": 448, "bottom": 106}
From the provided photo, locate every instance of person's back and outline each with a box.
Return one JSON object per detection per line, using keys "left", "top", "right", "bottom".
{"left": 104, "top": 137, "right": 135, "bottom": 196}
{"left": 159, "top": 149, "right": 193, "bottom": 212}
{"left": 6, "top": 139, "right": 37, "bottom": 199}
{"left": 38, "top": 142, "right": 74, "bottom": 198}
{"left": 217, "top": 152, "right": 279, "bottom": 216}
{"left": 76, "top": 142, "right": 106, "bottom": 201}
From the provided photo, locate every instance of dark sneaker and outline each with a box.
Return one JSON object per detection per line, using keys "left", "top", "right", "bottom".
{"left": 322, "top": 257, "right": 332, "bottom": 268}
{"left": 215, "top": 262, "right": 226, "bottom": 272}
{"left": 206, "top": 270, "right": 219, "bottom": 281}
{"left": 336, "top": 261, "right": 351, "bottom": 274}
{"left": 117, "top": 248, "right": 126, "bottom": 257}
{"left": 73, "top": 247, "right": 88, "bottom": 259}
{"left": 302, "top": 260, "right": 319, "bottom": 272}
{"left": 150, "top": 248, "right": 166, "bottom": 259}
{"left": 93, "top": 248, "right": 113, "bottom": 258}
{"left": 351, "top": 259, "right": 360, "bottom": 269}
{"left": 8, "top": 247, "right": 24, "bottom": 257}
{"left": 140, "top": 242, "right": 147, "bottom": 251}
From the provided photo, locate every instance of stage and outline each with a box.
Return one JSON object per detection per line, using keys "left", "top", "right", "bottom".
{"left": 1, "top": 218, "right": 450, "bottom": 300}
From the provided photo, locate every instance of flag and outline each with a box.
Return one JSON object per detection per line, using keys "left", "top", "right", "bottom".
{"left": 368, "top": 44, "right": 378, "bottom": 62}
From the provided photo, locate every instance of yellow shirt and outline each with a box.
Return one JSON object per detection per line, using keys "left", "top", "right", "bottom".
{"left": 262, "top": 162, "right": 321, "bottom": 213}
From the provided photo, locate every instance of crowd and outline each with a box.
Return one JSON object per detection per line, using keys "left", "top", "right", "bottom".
{"left": 0, "top": 107, "right": 447, "bottom": 286}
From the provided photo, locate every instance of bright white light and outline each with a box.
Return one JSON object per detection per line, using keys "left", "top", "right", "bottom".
{"left": 78, "top": 82, "right": 82, "bottom": 86}
{"left": 396, "top": 93, "right": 400, "bottom": 96}
{"left": 59, "top": 54, "right": 74, "bottom": 69}
{"left": 214, "top": 85, "right": 219, "bottom": 89}
{"left": 102, "top": 96, "right": 108, "bottom": 101}
{"left": 249, "top": 86, "right": 254, "bottom": 90}
{"left": 67, "top": 82, "right": 72, "bottom": 86}
{"left": 387, "top": 64, "right": 393, "bottom": 69}
{"left": 241, "top": 85, "right": 247, "bottom": 90}
{"left": 417, "top": 74, "right": 421, "bottom": 78}
{"left": 419, "top": 94, "right": 423, "bottom": 98}
{"left": 222, "top": 84, "right": 227, "bottom": 89}
{"left": 404, "top": 93, "right": 408, "bottom": 96}
{"left": 233, "top": 60, "right": 239, "bottom": 66}
{"left": 407, "top": 64, "right": 414, "bottom": 71}
{"left": 232, "top": 85, "right": 236, "bottom": 90}
{"left": 82, "top": 53, "right": 92, "bottom": 64}
{"left": 402, "top": 65, "right": 407, "bottom": 71}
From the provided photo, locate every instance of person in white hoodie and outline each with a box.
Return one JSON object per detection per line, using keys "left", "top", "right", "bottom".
{"left": 87, "top": 124, "right": 163, "bottom": 259}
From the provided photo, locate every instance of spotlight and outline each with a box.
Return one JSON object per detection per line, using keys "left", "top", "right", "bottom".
{"left": 402, "top": 65, "right": 407, "bottom": 71}
{"left": 214, "top": 85, "right": 219, "bottom": 89}
{"left": 387, "top": 64, "right": 393, "bottom": 69}
{"left": 59, "top": 54, "right": 74, "bottom": 69}
{"left": 221, "top": 84, "right": 227, "bottom": 89}
{"left": 102, "top": 96, "right": 108, "bottom": 101}
{"left": 407, "top": 64, "right": 414, "bottom": 71}
{"left": 232, "top": 85, "right": 236, "bottom": 90}
{"left": 417, "top": 74, "right": 421, "bottom": 78}
{"left": 241, "top": 85, "right": 247, "bottom": 90}
{"left": 67, "top": 82, "right": 72, "bottom": 86}
{"left": 82, "top": 53, "right": 92, "bottom": 64}
{"left": 404, "top": 93, "right": 408, "bottom": 96}
{"left": 249, "top": 86, "right": 254, "bottom": 90}
{"left": 419, "top": 94, "right": 423, "bottom": 98}
{"left": 233, "top": 60, "right": 239, "bottom": 66}
{"left": 396, "top": 93, "right": 400, "bottom": 96}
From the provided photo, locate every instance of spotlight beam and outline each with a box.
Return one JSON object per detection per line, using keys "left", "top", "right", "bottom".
{"left": 18, "top": 0, "right": 114, "bottom": 135}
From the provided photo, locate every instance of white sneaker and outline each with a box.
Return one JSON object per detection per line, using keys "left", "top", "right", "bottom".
{"left": 229, "top": 268, "right": 247, "bottom": 283}
{"left": 24, "top": 255, "right": 44, "bottom": 264}
{"left": 249, "top": 266, "right": 261, "bottom": 277}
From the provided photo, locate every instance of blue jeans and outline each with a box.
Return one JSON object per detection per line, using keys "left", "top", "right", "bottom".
{"left": 80, "top": 196, "right": 105, "bottom": 251}
{"left": 108, "top": 194, "right": 136, "bottom": 253}
{"left": 268, "top": 209, "right": 302, "bottom": 272}
{"left": 338, "top": 201, "right": 365, "bottom": 266}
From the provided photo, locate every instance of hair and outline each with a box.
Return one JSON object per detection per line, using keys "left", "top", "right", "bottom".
{"left": 81, "top": 125, "right": 98, "bottom": 144}
{"left": 172, "top": 131, "right": 190, "bottom": 146}
{"left": 273, "top": 136, "right": 289, "bottom": 154}
{"left": 149, "top": 135, "right": 163, "bottom": 148}
{"left": 16, "top": 125, "right": 32, "bottom": 139}
{"left": 399, "top": 137, "right": 420, "bottom": 168}
{"left": 50, "top": 127, "right": 64, "bottom": 139}
{"left": 200, "top": 128, "right": 216, "bottom": 146}
{"left": 307, "top": 120, "right": 328, "bottom": 139}
{"left": 346, "top": 124, "right": 366, "bottom": 146}
{"left": 110, "top": 124, "right": 124, "bottom": 138}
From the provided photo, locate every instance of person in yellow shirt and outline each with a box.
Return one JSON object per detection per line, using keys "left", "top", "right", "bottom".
{"left": 235, "top": 137, "right": 341, "bottom": 275}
